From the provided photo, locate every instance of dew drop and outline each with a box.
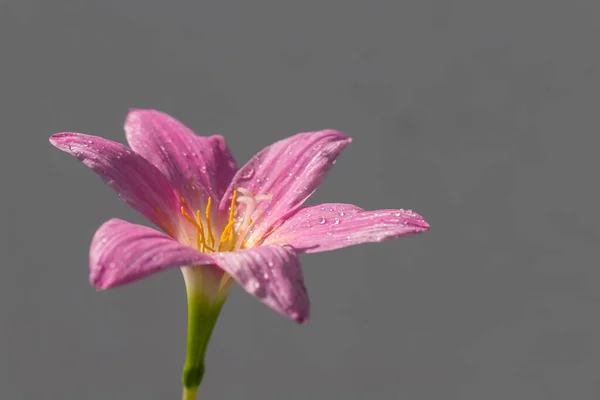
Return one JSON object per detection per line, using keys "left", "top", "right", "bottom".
{"left": 339, "top": 211, "right": 345, "bottom": 217}
{"left": 332, "top": 217, "right": 340, "bottom": 225}
{"left": 263, "top": 272, "right": 270, "bottom": 280}
{"left": 318, "top": 216, "right": 326, "bottom": 224}
{"left": 241, "top": 168, "right": 255, "bottom": 179}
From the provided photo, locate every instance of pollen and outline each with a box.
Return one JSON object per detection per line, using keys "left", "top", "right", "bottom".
{"left": 218, "top": 190, "right": 237, "bottom": 251}
{"left": 205, "top": 197, "right": 215, "bottom": 248}
{"left": 179, "top": 188, "right": 271, "bottom": 253}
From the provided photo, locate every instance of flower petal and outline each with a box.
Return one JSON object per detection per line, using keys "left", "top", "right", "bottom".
{"left": 210, "top": 245, "right": 309, "bottom": 323}
{"left": 50, "top": 133, "right": 178, "bottom": 232}
{"left": 90, "top": 219, "right": 214, "bottom": 290}
{"left": 262, "top": 204, "right": 430, "bottom": 253}
{"left": 220, "top": 130, "right": 351, "bottom": 244}
{"left": 124, "top": 109, "right": 238, "bottom": 209}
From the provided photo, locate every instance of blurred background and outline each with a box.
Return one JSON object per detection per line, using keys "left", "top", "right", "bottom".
{"left": 2, "top": 1, "right": 599, "bottom": 399}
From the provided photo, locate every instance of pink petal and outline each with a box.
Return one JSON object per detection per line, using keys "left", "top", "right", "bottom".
{"left": 210, "top": 245, "right": 309, "bottom": 323}
{"left": 50, "top": 133, "right": 178, "bottom": 232}
{"left": 219, "top": 130, "right": 351, "bottom": 244}
{"left": 90, "top": 219, "right": 214, "bottom": 290}
{"left": 124, "top": 109, "right": 238, "bottom": 210}
{"left": 262, "top": 204, "right": 430, "bottom": 253}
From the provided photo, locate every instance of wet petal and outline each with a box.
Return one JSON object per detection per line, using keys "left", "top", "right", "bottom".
{"left": 219, "top": 130, "right": 351, "bottom": 245}
{"left": 125, "top": 109, "right": 238, "bottom": 209}
{"left": 210, "top": 245, "right": 309, "bottom": 323}
{"left": 262, "top": 204, "right": 430, "bottom": 253}
{"left": 50, "top": 133, "right": 178, "bottom": 232}
{"left": 90, "top": 219, "right": 214, "bottom": 290}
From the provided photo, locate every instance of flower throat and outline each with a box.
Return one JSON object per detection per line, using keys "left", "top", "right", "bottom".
{"left": 180, "top": 188, "right": 271, "bottom": 253}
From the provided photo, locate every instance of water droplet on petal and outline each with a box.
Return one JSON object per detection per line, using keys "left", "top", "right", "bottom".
{"left": 241, "top": 168, "right": 255, "bottom": 179}
{"left": 332, "top": 217, "right": 340, "bottom": 225}
{"left": 318, "top": 216, "right": 326, "bottom": 224}
{"left": 263, "top": 272, "right": 270, "bottom": 280}
{"left": 339, "top": 211, "right": 345, "bottom": 217}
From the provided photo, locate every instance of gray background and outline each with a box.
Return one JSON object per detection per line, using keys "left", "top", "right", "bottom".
{"left": 2, "top": 0, "right": 599, "bottom": 399}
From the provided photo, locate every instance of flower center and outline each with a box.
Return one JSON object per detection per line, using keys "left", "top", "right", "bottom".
{"left": 179, "top": 188, "right": 271, "bottom": 253}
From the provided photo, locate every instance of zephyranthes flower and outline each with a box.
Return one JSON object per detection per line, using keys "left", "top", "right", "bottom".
{"left": 50, "top": 109, "right": 429, "bottom": 399}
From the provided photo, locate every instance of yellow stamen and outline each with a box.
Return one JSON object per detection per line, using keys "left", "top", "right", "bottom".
{"left": 180, "top": 205, "right": 214, "bottom": 252}
{"left": 196, "top": 210, "right": 214, "bottom": 252}
{"left": 205, "top": 197, "right": 215, "bottom": 247}
{"left": 218, "top": 190, "right": 237, "bottom": 251}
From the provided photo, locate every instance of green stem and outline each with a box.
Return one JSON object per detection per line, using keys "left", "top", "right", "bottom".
{"left": 183, "top": 386, "right": 198, "bottom": 400}
{"left": 181, "top": 294, "right": 226, "bottom": 399}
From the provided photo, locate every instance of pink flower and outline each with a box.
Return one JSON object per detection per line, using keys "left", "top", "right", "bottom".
{"left": 50, "top": 109, "right": 429, "bottom": 396}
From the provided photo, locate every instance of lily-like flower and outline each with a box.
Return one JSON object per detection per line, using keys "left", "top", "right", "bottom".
{"left": 49, "top": 109, "right": 429, "bottom": 399}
